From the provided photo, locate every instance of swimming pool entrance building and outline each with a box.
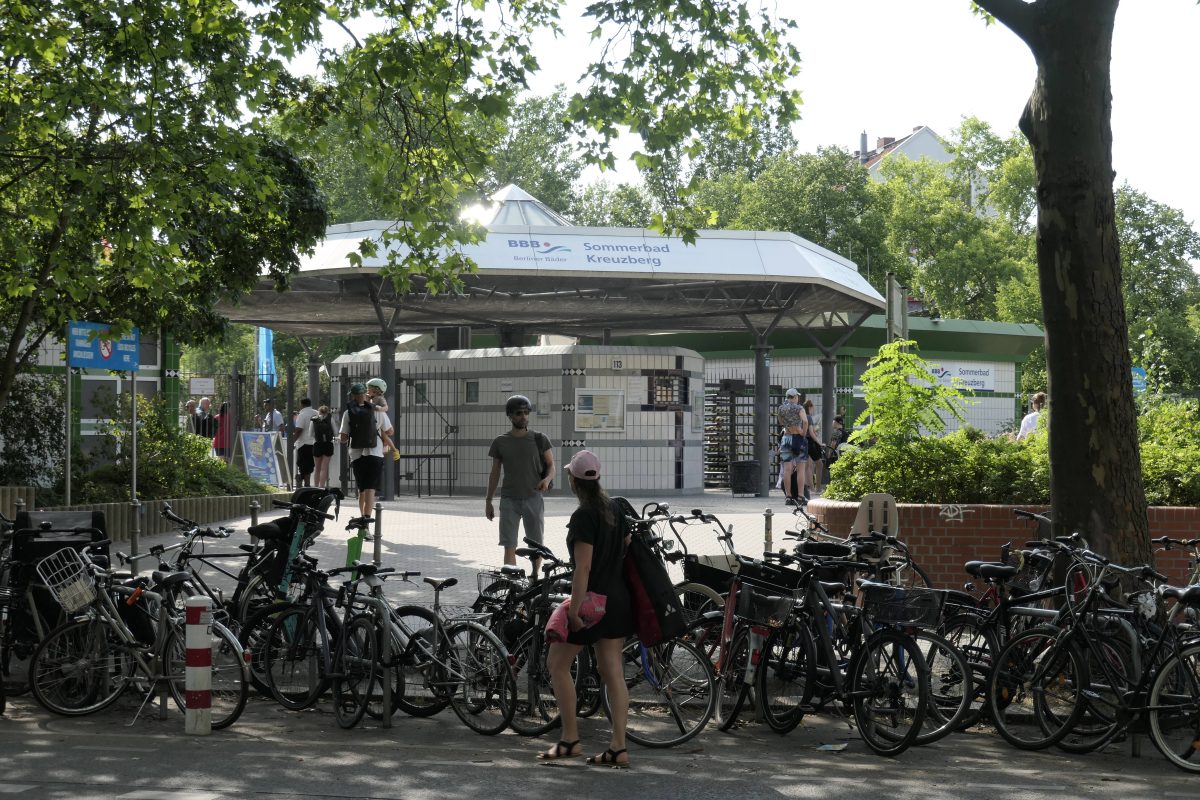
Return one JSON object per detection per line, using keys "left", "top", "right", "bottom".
{"left": 221, "top": 185, "right": 1041, "bottom": 497}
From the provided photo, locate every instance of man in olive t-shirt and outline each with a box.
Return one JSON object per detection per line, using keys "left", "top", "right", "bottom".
{"left": 485, "top": 395, "right": 554, "bottom": 569}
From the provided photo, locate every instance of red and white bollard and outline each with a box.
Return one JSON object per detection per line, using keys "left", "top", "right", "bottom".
{"left": 185, "top": 596, "right": 213, "bottom": 735}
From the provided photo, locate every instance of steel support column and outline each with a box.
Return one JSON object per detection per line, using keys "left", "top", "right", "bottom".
{"left": 819, "top": 356, "right": 838, "bottom": 444}
{"left": 377, "top": 334, "right": 396, "bottom": 502}
{"left": 753, "top": 337, "right": 773, "bottom": 497}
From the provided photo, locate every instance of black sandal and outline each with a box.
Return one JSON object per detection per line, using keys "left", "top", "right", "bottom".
{"left": 586, "top": 748, "right": 629, "bottom": 769}
{"left": 537, "top": 739, "right": 582, "bottom": 761}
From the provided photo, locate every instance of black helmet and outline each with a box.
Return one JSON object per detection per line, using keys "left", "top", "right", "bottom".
{"left": 505, "top": 394, "right": 532, "bottom": 416}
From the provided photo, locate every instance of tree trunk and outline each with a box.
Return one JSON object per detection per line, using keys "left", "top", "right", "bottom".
{"left": 982, "top": 0, "right": 1149, "bottom": 565}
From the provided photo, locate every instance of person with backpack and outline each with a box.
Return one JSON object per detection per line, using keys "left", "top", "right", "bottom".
{"left": 485, "top": 395, "right": 554, "bottom": 572}
{"left": 292, "top": 397, "right": 317, "bottom": 487}
{"left": 536, "top": 450, "right": 632, "bottom": 768}
{"left": 311, "top": 405, "right": 335, "bottom": 488}
{"left": 365, "top": 377, "right": 400, "bottom": 459}
{"left": 339, "top": 383, "right": 394, "bottom": 521}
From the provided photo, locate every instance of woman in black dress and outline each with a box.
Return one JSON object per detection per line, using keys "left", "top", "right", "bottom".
{"left": 537, "top": 450, "right": 633, "bottom": 768}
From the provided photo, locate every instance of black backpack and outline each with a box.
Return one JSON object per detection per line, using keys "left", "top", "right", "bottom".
{"left": 346, "top": 402, "right": 378, "bottom": 448}
{"left": 311, "top": 414, "right": 335, "bottom": 445}
{"left": 615, "top": 496, "right": 686, "bottom": 646}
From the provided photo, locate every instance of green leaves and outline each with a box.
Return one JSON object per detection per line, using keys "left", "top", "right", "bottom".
{"left": 0, "top": 1, "right": 327, "bottom": 410}
{"left": 850, "top": 339, "right": 970, "bottom": 448}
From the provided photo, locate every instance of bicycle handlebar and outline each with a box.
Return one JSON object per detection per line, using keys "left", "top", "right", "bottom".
{"left": 271, "top": 500, "right": 335, "bottom": 519}
{"left": 1152, "top": 535, "right": 1200, "bottom": 548}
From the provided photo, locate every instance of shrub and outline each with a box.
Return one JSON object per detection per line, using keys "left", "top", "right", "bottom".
{"left": 0, "top": 372, "right": 66, "bottom": 493}
{"left": 827, "top": 396, "right": 1200, "bottom": 507}
{"left": 849, "top": 339, "right": 969, "bottom": 447}
{"left": 825, "top": 428, "right": 1048, "bottom": 504}
{"left": 71, "top": 392, "right": 271, "bottom": 503}
{"left": 1139, "top": 396, "right": 1200, "bottom": 507}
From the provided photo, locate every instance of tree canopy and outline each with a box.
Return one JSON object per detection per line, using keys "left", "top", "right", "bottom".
{"left": 1, "top": 0, "right": 803, "bottom": 414}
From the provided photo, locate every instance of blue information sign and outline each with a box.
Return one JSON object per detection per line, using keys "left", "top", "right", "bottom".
{"left": 1131, "top": 366, "right": 1148, "bottom": 394}
{"left": 239, "top": 431, "right": 284, "bottom": 485}
{"left": 67, "top": 321, "right": 140, "bottom": 371}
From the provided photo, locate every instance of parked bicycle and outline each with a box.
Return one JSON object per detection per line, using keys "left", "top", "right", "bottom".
{"left": 28, "top": 543, "right": 248, "bottom": 728}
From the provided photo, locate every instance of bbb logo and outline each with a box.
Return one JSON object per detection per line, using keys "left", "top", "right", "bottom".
{"left": 507, "top": 239, "right": 571, "bottom": 255}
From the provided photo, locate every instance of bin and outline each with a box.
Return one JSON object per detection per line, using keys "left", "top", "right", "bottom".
{"left": 730, "top": 460, "right": 759, "bottom": 495}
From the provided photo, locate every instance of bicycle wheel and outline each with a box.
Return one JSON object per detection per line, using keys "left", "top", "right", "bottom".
{"left": 576, "top": 646, "right": 602, "bottom": 717}
{"left": 757, "top": 621, "right": 816, "bottom": 734}
{"left": 911, "top": 630, "right": 971, "bottom": 746}
{"left": 30, "top": 618, "right": 133, "bottom": 716}
{"left": 509, "top": 628, "right": 563, "bottom": 736}
{"left": 714, "top": 627, "right": 752, "bottom": 731}
{"left": 366, "top": 620, "right": 405, "bottom": 721}
{"left": 683, "top": 611, "right": 724, "bottom": 668}
{"left": 332, "top": 614, "right": 379, "bottom": 729}
{"left": 165, "top": 620, "right": 249, "bottom": 730}
{"left": 939, "top": 612, "right": 999, "bottom": 728}
{"left": 444, "top": 621, "right": 516, "bottom": 735}
{"left": 392, "top": 604, "right": 450, "bottom": 717}
{"left": 610, "top": 637, "right": 716, "bottom": 748}
{"left": 677, "top": 582, "right": 723, "bottom": 626}
{"left": 1056, "top": 632, "right": 1131, "bottom": 754}
{"left": 850, "top": 629, "right": 928, "bottom": 756}
{"left": 986, "top": 626, "right": 1086, "bottom": 750}
{"left": 234, "top": 573, "right": 276, "bottom": 626}
{"left": 4, "top": 598, "right": 51, "bottom": 697}
{"left": 263, "top": 605, "right": 328, "bottom": 711}
{"left": 237, "top": 601, "right": 297, "bottom": 697}
{"left": 1148, "top": 642, "right": 1200, "bottom": 773}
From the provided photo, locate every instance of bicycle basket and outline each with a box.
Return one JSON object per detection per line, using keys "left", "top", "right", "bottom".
{"left": 1010, "top": 550, "right": 1055, "bottom": 594}
{"left": 682, "top": 553, "right": 737, "bottom": 592}
{"left": 35, "top": 548, "right": 95, "bottom": 614}
{"left": 795, "top": 540, "right": 852, "bottom": 559}
{"left": 734, "top": 586, "right": 793, "bottom": 628}
{"left": 440, "top": 604, "right": 491, "bottom": 623}
{"left": 860, "top": 583, "right": 944, "bottom": 628}
{"left": 476, "top": 567, "right": 522, "bottom": 596}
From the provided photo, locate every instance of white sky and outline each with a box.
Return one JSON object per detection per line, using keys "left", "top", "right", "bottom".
{"left": 311, "top": 2, "right": 1200, "bottom": 227}
{"left": 523, "top": 1, "right": 1200, "bottom": 227}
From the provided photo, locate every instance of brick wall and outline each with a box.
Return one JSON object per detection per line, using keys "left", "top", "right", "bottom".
{"left": 808, "top": 499, "right": 1197, "bottom": 589}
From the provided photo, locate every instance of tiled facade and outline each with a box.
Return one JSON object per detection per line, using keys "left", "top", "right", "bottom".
{"left": 705, "top": 354, "right": 1020, "bottom": 435}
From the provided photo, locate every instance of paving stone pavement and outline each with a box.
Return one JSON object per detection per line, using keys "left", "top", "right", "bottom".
{"left": 3, "top": 490, "right": 1198, "bottom": 798}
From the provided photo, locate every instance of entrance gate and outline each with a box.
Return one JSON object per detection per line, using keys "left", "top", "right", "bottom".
{"left": 332, "top": 363, "right": 459, "bottom": 498}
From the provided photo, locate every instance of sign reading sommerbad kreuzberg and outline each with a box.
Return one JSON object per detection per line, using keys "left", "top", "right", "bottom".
{"left": 494, "top": 236, "right": 672, "bottom": 268}
{"left": 928, "top": 361, "right": 996, "bottom": 392}
{"left": 67, "top": 321, "right": 140, "bottom": 371}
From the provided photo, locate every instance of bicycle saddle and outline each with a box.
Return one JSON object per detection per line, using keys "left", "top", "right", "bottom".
{"left": 1162, "top": 584, "right": 1200, "bottom": 608}
{"left": 424, "top": 577, "right": 457, "bottom": 590}
{"left": 151, "top": 570, "right": 191, "bottom": 588}
{"left": 964, "top": 561, "right": 1018, "bottom": 581}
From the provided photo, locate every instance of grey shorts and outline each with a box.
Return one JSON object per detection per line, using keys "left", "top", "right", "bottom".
{"left": 498, "top": 494, "right": 544, "bottom": 549}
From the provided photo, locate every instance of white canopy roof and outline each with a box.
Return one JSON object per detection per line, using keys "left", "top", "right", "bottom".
{"left": 222, "top": 185, "right": 885, "bottom": 338}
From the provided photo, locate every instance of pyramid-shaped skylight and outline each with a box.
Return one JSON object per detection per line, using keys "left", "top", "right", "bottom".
{"left": 479, "top": 184, "right": 572, "bottom": 227}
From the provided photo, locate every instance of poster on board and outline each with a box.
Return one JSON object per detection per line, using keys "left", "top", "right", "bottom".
{"left": 574, "top": 388, "right": 625, "bottom": 432}
{"left": 233, "top": 431, "right": 288, "bottom": 487}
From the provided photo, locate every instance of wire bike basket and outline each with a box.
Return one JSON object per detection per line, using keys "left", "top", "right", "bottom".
{"left": 860, "top": 583, "right": 944, "bottom": 629}
{"left": 36, "top": 547, "right": 95, "bottom": 614}
{"left": 1009, "top": 549, "right": 1056, "bottom": 594}
{"left": 734, "top": 584, "right": 794, "bottom": 628}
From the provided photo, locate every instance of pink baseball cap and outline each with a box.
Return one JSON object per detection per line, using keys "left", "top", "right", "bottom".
{"left": 564, "top": 450, "right": 602, "bottom": 480}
